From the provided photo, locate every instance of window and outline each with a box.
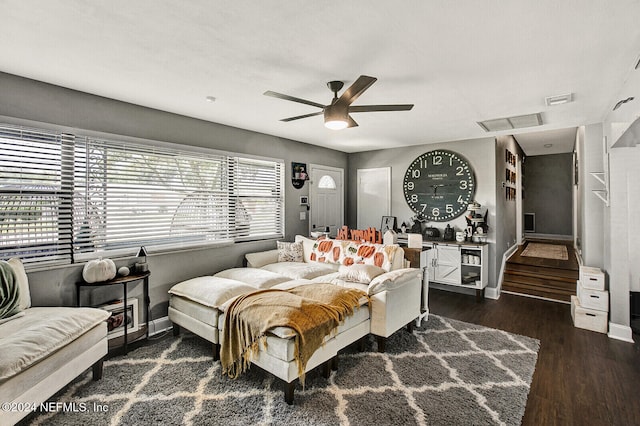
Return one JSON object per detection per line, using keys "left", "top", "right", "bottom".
{"left": 0, "top": 124, "right": 284, "bottom": 265}
{"left": 0, "top": 128, "right": 73, "bottom": 266}
{"left": 318, "top": 174, "right": 337, "bottom": 189}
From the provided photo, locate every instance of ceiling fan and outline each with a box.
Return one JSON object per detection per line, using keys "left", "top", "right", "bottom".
{"left": 264, "top": 75, "right": 414, "bottom": 130}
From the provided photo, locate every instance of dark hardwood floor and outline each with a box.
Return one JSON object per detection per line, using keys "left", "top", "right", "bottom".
{"left": 430, "top": 288, "right": 640, "bottom": 426}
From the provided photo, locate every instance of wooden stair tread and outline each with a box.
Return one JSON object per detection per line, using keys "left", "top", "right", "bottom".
{"left": 505, "top": 263, "right": 578, "bottom": 280}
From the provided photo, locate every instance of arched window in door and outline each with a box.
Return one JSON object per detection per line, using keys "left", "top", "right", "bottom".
{"left": 318, "top": 175, "right": 337, "bottom": 190}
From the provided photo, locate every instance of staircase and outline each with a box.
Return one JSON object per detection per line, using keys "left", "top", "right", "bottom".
{"left": 502, "top": 241, "right": 579, "bottom": 303}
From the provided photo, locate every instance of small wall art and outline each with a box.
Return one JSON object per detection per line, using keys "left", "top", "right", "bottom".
{"left": 291, "top": 162, "right": 309, "bottom": 189}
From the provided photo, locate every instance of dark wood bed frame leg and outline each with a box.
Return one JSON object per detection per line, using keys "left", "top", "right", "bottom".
{"left": 173, "top": 323, "right": 181, "bottom": 336}
{"left": 322, "top": 359, "right": 332, "bottom": 378}
{"left": 376, "top": 336, "right": 387, "bottom": 353}
{"left": 284, "top": 381, "right": 295, "bottom": 405}
{"left": 406, "top": 321, "right": 415, "bottom": 333}
{"left": 92, "top": 357, "right": 104, "bottom": 381}
{"left": 332, "top": 355, "right": 339, "bottom": 371}
{"left": 357, "top": 336, "right": 366, "bottom": 352}
{"left": 213, "top": 343, "right": 220, "bottom": 361}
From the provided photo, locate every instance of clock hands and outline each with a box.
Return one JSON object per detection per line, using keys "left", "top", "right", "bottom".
{"left": 430, "top": 183, "right": 453, "bottom": 194}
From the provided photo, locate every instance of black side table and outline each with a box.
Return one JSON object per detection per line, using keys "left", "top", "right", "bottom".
{"left": 77, "top": 271, "right": 151, "bottom": 354}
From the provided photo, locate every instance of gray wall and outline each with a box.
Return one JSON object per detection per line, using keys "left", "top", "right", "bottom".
{"left": 0, "top": 72, "right": 348, "bottom": 319}
{"left": 347, "top": 137, "right": 500, "bottom": 290}
{"left": 522, "top": 153, "right": 573, "bottom": 237}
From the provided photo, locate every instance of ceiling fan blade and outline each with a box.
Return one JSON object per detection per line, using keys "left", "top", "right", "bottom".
{"left": 280, "top": 111, "right": 324, "bottom": 122}
{"left": 263, "top": 91, "right": 325, "bottom": 109}
{"left": 347, "top": 115, "right": 359, "bottom": 128}
{"left": 349, "top": 104, "right": 414, "bottom": 113}
{"left": 334, "top": 75, "right": 377, "bottom": 108}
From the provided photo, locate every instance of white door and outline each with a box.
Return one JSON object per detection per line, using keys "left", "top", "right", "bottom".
{"left": 309, "top": 164, "right": 344, "bottom": 237}
{"left": 356, "top": 167, "right": 391, "bottom": 229}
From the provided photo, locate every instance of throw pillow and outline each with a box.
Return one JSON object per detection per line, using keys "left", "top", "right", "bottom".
{"left": 337, "top": 264, "right": 386, "bottom": 284}
{"left": 8, "top": 258, "right": 31, "bottom": 310}
{"left": 277, "top": 241, "right": 304, "bottom": 262}
{"left": 0, "top": 260, "right": 22, "bottom": 321}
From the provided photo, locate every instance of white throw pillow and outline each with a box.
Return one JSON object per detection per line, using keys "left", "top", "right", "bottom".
{"left": 277, "top": 241, "right": 304, "bottom": 262}
{"left": 336, "top": 264, "right": 386, "bottom": 284}
{"left": 7, "top": 258, "right": 31, "bottom": 310}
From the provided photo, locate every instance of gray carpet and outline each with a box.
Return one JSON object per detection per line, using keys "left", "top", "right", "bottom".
{"left": 26, "top": 315, "right": 539, "bottom": 426}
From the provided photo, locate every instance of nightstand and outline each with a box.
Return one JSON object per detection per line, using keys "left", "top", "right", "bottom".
{"left": 77, "top": 271, "right": 150, "bottom": 354}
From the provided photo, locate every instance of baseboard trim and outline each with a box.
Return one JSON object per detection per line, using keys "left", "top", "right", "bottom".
{"left": 149, "top": 316, "right": 173, "bottom": 337}
{"left": 608, "top": 322, "right": 635, "bottom": 343}
{"left": 524, "top": 233, "right": 573, "bottom": 241}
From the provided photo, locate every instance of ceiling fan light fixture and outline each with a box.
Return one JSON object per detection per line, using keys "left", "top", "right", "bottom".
{"left": 324, "top": 105, "right": 349, "bottom": 130}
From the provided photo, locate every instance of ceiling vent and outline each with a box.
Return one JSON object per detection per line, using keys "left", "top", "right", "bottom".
{"left": 477, "top": 113, "right": 543, "bottom": 132}
{"left": 545, "top": 93, "right": 573, "bottom": 106}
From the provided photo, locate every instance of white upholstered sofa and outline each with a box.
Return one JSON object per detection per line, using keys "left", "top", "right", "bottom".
{"left": 0, "top": 259, "right": 110, "bottom": 426}
{"left": 168, "top": 235, "right": 422, "bottom": 403}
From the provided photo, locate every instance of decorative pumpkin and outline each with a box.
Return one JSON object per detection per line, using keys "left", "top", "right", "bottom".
{"left": 343, "top": 257, "right": 354, "bottom": 266}
{"left": 118, "top": 266, "right": 130, "bottom": 277}
{"left": 374, "top": 252, "right": 385, "bottom": 267}
{"left": 357, "top": 245, "right": 375, "bottom": 258}
{"left": 317, "top": 240, "right": 333, "bottom": 253}
{"left": 83, "top": 258, "right": 117, "bottom": 283}
{"left": 332, "top": 246, "right": 341, "bottom": 262}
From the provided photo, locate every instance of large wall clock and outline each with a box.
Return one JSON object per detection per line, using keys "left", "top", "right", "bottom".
{"left": 403, "top": 149, "right": 476, "bottom": 222}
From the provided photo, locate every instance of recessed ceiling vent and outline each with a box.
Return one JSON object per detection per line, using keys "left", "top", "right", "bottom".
{"left": 477, "top": 113, "right": 543, "bottom": 132}
{"left": 545, "top": 93, "right": 573, "bottom": 106}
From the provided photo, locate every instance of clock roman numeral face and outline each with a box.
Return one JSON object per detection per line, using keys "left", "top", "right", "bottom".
{"left": 403, "top": 150, "right": 476, "bottom": 221}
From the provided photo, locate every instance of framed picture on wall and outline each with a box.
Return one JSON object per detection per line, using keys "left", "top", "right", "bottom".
{"left": 381, "top": 216, "right": 397, "bottom": 233}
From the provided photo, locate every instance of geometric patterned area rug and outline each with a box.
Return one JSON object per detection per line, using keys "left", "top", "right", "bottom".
{"left": 521, "top": 242, "right": 568, "bottom": 260}
{"left": 25, "top": 315, "right": 539, "bottom": 426}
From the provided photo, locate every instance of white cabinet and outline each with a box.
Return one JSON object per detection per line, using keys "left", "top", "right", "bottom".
{"left": 424, "top": 242, "right": 488, "bottom": 300}
{"left": 427, "top": 245, "right": 460, "bottom": 285}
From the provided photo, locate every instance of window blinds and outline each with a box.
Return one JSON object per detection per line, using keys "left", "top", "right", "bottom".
{"left": 0, "top": 126, "right": 73, "bottom": 265}
{"left": 0, "top": 124, "right": 285, "bottom": 265}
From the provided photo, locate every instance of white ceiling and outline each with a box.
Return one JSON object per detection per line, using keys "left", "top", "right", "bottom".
{"left": 2, "top": 1, "right": 640, "bottom": 154}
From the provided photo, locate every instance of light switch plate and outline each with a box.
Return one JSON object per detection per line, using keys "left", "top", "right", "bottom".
{"left": 299, "top": 211, "right": 306, "bottom": 220}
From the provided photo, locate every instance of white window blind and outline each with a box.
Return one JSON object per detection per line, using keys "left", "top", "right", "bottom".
{"left": 72, "top": 136, "right": 284, "bottom": 257}
{"left": 0, "top": 124, "right": 285, "bottom": 265}
{"left": 0, "top": 126, "right": 73, "bottom": 266}
{"left": 230, "top": 157, "right": 284, "bottom": 240}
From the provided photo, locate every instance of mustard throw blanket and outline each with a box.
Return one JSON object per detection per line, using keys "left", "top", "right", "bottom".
{"left": 221, "top": 283, "right": 367, "bottom": 384}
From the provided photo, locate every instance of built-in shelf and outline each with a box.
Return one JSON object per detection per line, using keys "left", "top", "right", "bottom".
{"left": 589, "top": 171, "right": 610, "bottom": 206}
{"left": 590, "top": 172, "right": 606, "bottom": 186}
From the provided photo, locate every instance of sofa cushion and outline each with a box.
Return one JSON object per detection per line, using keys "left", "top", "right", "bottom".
{"left": 277, "top": 241, "right": 304, "bottom": 262}
{"left": 245, "top": 249, "right": 278, "bottom": 268}
{"left": 261, "top": 262, "right": 337, "bottom": 280}
{"left": 295, "top": 235, "right": 317, "bottom": 263}
{"left": 214, "top": 268, "right": 291, "bottom": 289}
{"left": 168, "top": 276, "right": 256, "bottom": 308}
{"left": 0, "top": 307, "right": 109, "bottom": 381}
{"left": 336, "top": 264, "right": 386, "bottom": 284}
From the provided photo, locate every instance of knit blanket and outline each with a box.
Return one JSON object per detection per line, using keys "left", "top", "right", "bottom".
{"left": 0, "top": 260, "right": 21, "bottom": 321}
{"left": 221, "top": 283, "right": 367, "bottom": 384}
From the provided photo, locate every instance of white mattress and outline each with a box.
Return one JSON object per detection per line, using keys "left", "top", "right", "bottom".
{"left": 169, "top": 295, "right": 221, "bottom": 328}
{"left": 0, "top": 307, "right": 109, "bottom": 382}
